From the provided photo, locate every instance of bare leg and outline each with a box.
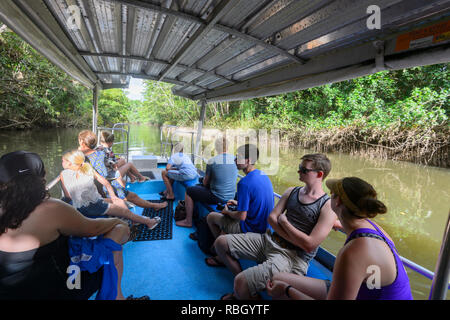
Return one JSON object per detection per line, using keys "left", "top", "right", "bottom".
{"left": 118, "top": 163, "right": 147, "bottom": 182}
{"left": 214, "top": 235, "right": 242, "bottom": 276}
{"left": 125, "top": 191, "right": 168, "bottom": 210}
{"left": 103, "top": 223, "right": 130, "bottom": 300}
{"left": 176, "top": 192, "right": 193, "bottom": 227}
{"left": 106, "top": 201, "right": 160, "bottom": 229}
{"left": 161, "top": 170, "right": 175, "bottom": 199}
{"left": 206, "top": 212, "right": 224, "bottom": 239}
{"left": 234, "top": 273, "right": 261, "bottom": 300}
{"left": 271, "top": 273, "right": 328, "bottom": 300}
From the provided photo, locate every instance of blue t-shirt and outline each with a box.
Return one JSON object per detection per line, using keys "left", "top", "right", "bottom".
{"left": 236, "top": 169, "right": 274, "bottom": 233}
{"left": 168, "top": 153, "right": 198, "bottom": 179}
{"left": 205, "top": 153, "right": 238, "bottom": 201}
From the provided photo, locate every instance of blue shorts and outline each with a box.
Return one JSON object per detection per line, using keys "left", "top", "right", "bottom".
{"left": 77, "top": 199, "right": 110, "bottom": 217}
{"left": 167, "top": 170, "right": 197, "bottom": 182}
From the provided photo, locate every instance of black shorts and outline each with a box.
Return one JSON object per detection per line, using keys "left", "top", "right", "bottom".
{"left": 186, "top": 185, "right": 224, "bottom": 204}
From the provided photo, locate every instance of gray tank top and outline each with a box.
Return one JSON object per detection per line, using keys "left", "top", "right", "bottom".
{"left": 285, "top": 186, "right": 330, "bottom": 263}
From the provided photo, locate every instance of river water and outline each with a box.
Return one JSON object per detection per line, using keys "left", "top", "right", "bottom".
{"left": 1, "top": 125, "right": 449, "bottom": 300}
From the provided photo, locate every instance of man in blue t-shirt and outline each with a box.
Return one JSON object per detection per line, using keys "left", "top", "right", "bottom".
{"left": 205, "top": 144, "right": 274, "bottom": 267}
{"left": 176, "top": 137, "right": 238, "bottom": 228}
{"left": 161, "top": 143, "right": 198, "bottom": 201}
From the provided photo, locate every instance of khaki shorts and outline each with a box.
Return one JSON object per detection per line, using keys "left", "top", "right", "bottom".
{"left": 219, "top": 215, "right": 242, "bottom": 234}
{"left": 226, "top": 230, "right": 309, "bottom": 296}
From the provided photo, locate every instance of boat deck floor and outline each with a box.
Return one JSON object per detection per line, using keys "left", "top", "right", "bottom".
{"left": 116, "top": 178, "right": 332, "bottom": 300}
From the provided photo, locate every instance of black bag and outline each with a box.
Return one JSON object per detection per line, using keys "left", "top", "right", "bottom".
{"left": 174, "top": 201, "right": 186, "bottom": 221}
{"left": 197, "top": 216, "right": 215, "bottom": 256}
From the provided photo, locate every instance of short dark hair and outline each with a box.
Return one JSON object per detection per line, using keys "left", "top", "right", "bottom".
{"left": 0, "top": 174, "right": 49, "bottom": 235}
{"left": 100, "top": 131, "right": 115, "bottom": 144}
{"left": 237, "top": 144, "right": 259, "bottom": 165}
{"left": 301, "top": 153, "right": 332, "bottom": 179}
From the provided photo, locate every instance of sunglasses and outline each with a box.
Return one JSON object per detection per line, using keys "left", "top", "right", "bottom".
{"left": 298, "top": 166, "right": 319, "bottom": 174}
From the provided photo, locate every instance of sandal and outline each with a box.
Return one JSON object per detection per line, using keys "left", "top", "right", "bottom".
{"left": 138, "top": 176, "right": 151, "bottom": 183}
{"left": 220, "top": 292, "right": 237, "bottom": 300}
{"left": 149, "top": 216, "right": 161, "bottom": 230}
{"left": 205, "top": 256, "right": 225, "bottom": 267}
{"left": 189, "top": 232, "right": 198, "bottom": 241}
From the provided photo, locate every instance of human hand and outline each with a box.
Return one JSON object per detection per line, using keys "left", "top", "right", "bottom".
{"left": 227, "top": 200, "right": 238, "bottom": 206}
{"left": 266, "top": 279, "right": 290, "bottom": 299}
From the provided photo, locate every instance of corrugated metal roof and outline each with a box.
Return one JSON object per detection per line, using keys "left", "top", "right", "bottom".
{"left": 1, "top": 0, "right": 449, "bottom": 102}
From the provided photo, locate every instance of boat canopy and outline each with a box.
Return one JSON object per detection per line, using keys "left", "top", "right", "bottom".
{"left": 0, "top": 0, "right": 449, "bottom": 103}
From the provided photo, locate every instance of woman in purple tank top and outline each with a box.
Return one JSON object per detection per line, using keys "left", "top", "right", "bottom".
{"left": 266, "top": 177, "right": 413, "bottom": 300}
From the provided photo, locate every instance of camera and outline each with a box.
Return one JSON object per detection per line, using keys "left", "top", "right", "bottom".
{"left": 216, "top": 203, "right": 237, "bottom": 211}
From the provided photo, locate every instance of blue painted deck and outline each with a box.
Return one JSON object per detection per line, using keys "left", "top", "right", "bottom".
{"left": 118, "top": 179, "right": 332, "bottom": 300}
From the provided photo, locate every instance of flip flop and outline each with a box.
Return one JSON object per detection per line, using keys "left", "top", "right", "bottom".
{"left": 189, "top": 232, "right": 198, "bottom": 241}
{"left": 205, "top": 256, "right": 225, "bottom": 267}
{"left": 149, "top": 216, "right": 161, "bottom": 230}
{"left": 220, "top": 293, "right": 237, "bottom": 300}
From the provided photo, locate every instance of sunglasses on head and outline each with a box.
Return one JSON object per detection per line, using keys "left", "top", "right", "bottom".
{"left": 298, "top": 166, "right": 319, "bottom": 174}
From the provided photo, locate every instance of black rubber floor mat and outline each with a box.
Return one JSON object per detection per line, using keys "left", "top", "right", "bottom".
{"left": 140, "top": 171, "right": 156, "bottom": 180}
{"left": 133, "top": 200, "right": 174, "bottom": 241}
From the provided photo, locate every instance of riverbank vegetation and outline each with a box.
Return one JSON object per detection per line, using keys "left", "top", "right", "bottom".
{"left": 1, "top": 24, "right": 448, "bottom": 167}
{"left": 0, "top": 25, "right": 133, "bottom": 129}
{"left": 135, "top": 64, "right": 449, "bottom": 167}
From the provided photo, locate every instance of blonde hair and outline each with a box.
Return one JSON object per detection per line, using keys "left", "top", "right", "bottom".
{"left": 63, "top": 150, "right": 94, "bottom": 176}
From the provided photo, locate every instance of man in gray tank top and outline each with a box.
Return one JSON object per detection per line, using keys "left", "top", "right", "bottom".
{"left": 214, "top": 153, "right": 339, "bottom": 300}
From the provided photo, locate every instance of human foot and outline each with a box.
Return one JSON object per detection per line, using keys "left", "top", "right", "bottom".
{"left": 176, "top": 219, "right": 192, "bottom": 228}
{"left": 153, "top": 201, "right": 168, "bottom": 211}
{"left": 138, "top": 176, "right": 151, "bottom": 183}
{"left": 145, "top": 217, "right": 161, "bottom": 230}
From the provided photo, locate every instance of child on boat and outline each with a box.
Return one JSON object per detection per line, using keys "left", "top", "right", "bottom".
{"left": 78, "top": 130, "right": 168, "bottom": 211}
{"left": 60, "top": 149, "right": 161, "bottom": 230}
{"left": 97, "top": 131, "right": 150, "bottom": 183}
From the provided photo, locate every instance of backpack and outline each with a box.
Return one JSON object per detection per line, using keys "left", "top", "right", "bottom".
{"left": 174, "top": 201, "right": 186, "bottom": 221}
{"left": 196, "top": 216, "right": 215, "bottom": 256}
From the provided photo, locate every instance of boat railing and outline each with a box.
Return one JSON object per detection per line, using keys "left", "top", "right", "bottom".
{"left": 99, "top": 124, "right": 130, "bottom": 162}
{"left": 429, "top": 212, "right": 450, "bottom": 300}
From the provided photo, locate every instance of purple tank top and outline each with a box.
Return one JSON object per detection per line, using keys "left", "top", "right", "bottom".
{"left": 345, "top": 219, "right": 413, "bottom": 300}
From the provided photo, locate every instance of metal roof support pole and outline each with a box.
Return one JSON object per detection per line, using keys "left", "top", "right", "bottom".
{"left": 429, "top": 212, "right": 450, "bottom": 300}
{"left": 92, "top": 83, "right": 100, "bottom": 134}
{"left": 194, "top": 100, "right": 207, "bottom": 165}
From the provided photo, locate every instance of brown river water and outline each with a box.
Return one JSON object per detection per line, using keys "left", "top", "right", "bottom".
{"left": 1, "top": 125, "right": 448, "bottom": 300}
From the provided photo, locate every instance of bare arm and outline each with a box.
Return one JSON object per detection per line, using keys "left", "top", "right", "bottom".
{"left": 93, "top": 170, "right": 120, "bottom": 201}
{"left": 202, "top": 174, "right": 210, "bottom": 187}
{"left": 278, "top": 199, "right": 337, "bottom": 253}
{"left": 268, "top": 188, "right": 295, "bottom": 239}
{"left": 59, "top": 173, "right": 71, "bottom": 200}
{"left": 46, "top": 199, "right": 127, "bottom": 238}
{"left": 327, "top": 245, "right": 367, "bottom": 300}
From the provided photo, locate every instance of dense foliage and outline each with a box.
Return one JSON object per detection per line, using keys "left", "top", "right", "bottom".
{"left": 0, "top": 26, "right": 136, "bottom": 130}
